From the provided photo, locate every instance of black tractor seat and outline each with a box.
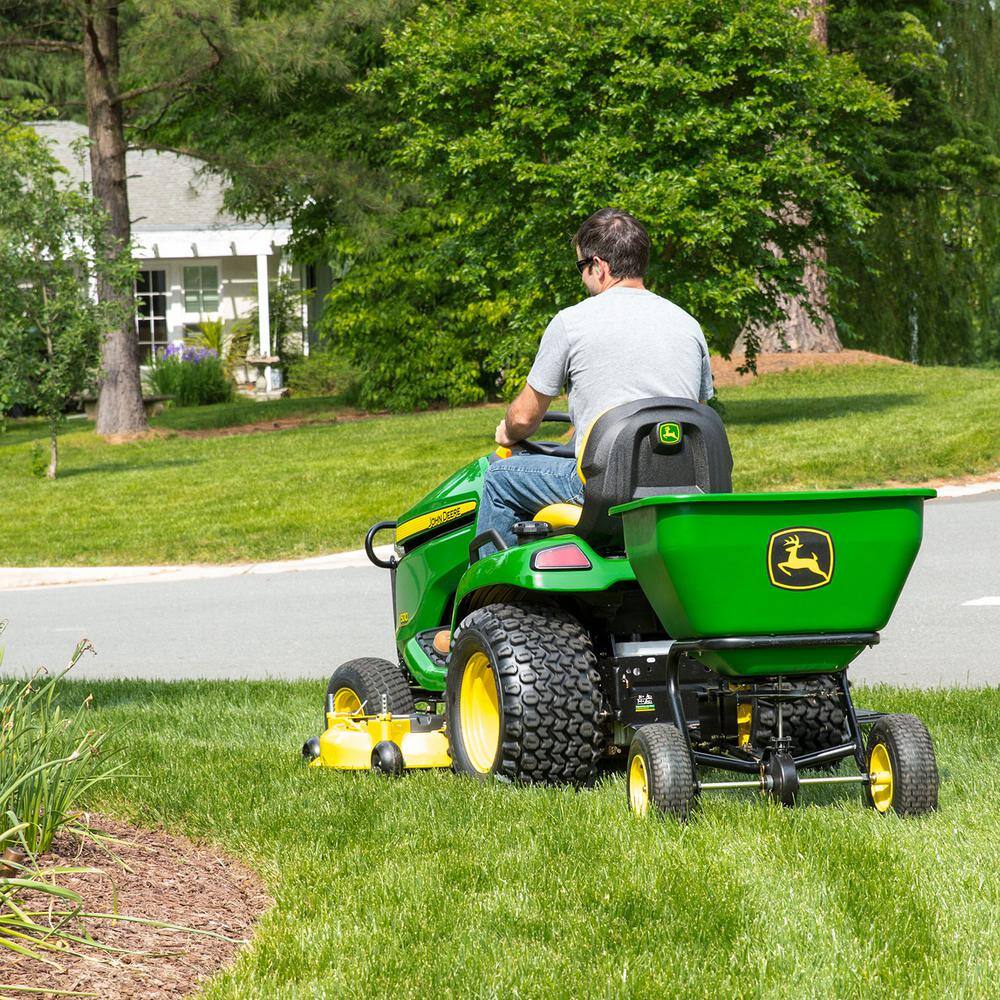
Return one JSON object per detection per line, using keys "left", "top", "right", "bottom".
{"left": 532, "top": 397, "right": 733, "bottom": 551}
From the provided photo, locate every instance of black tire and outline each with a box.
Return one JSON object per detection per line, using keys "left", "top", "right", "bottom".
{"left": 445, "top": 603, "right": 607, "bottom": 786}
{"left": 627, "top": 724, "right": 696, "bottom": 820}
{"left": 371, "top": 740, "right": 405, "bottom": 777}
{"left": 865, "top": 714, "right": 939, "bottom": 816}
{"left": 754, "top": 676, "right": 847, "bottom": 757}
{"left": 325, "top": 657, "right": 414, "bottom": 722}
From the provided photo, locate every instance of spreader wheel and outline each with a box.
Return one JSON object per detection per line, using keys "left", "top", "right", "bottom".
{"left": 865, "top": 714, "right": 939, "bottom": 816}
{"left": 627, "top": 724, "right": 696, "bottom": 821}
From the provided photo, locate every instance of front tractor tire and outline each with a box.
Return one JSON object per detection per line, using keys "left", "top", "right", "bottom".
{"left": 325, "top": 657, "right": 414, "bottom": 722}
{"left": 445, "top": 603, "right": 607, "bottom": 786}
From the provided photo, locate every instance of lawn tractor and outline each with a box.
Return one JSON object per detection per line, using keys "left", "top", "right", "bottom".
{"left": 304, "top": 398, "right": 940, "bottom": 819}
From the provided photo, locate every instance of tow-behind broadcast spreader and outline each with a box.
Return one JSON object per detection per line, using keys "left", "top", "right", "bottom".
{"left": 304, "top": 398, "right": 939, "bottom": 819}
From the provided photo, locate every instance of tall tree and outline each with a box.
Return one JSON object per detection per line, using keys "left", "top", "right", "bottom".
{"left": 0, "top": 2, "right": 409, "bottom": 433}
{"left": 828, "top": 0, "right": 1000, "bottom": 364}
{"left": 0, "top": 111, "right": 134, "bottom": 476}
{"left": 741, "top": 0, "right": 843, "bottom": 357}
{"left": 308, "top": 0, "right": 896, "bottom": 408}
{"left": 0, "top": 1, "right": 226, "bottom": 436}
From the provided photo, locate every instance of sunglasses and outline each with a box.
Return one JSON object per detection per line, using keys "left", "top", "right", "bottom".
{"left": 575, "top": 256, "right": 596, "bottom": 274}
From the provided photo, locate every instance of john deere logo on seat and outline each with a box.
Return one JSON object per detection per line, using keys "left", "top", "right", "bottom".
{"left": 767, "top": 528, "right": 834, "bottom": 590}
{"left": 657, "top": 422, "right": 682, "bottom": 446}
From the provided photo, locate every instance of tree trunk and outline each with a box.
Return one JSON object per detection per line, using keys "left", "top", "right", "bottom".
{"left": 47, "top": 418, "right": 58, "bottom": 479}
{"left": 83, "top": 3, "right": 148, "bottom": 436}
{"left": 751, "top": 243, "right": 842, "bottom": 353}
{"left": 740, "top": 0, "right": 842, "bottom": 357}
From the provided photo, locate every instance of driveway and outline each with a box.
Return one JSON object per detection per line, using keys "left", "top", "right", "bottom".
{"left": 1, "top": 493, "right": 998, "bottom": 687}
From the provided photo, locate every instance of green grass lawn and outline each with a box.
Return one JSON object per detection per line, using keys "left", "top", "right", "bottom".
{"left": 1, "top": 363, "right": 999, "bottom": 565}
{"left": 60, "top": 680, "right": 1000, "bottom": 999}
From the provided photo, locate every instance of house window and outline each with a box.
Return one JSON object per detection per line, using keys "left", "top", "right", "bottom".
{"left": 183, "top": 265, "right": 220, "bottom": 313}
{"left": 135, "top": 269, "right": 168, "bottom": 363}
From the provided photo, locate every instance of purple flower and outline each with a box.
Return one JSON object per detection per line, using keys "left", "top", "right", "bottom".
{"left": 159, "top": 343, "right": 218, "bottom": 364}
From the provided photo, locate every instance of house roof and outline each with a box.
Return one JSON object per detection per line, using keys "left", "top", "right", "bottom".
{"left": 30, "top": 121, "right": 283, "bottom": 234}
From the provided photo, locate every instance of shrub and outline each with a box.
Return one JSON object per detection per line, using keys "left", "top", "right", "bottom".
{"left": 184, "top": 318, "right": 254, "bottom": 376}
{"left": 146, "top": 343, "right": 234, "bottom": 407}
{"left": 284, "top": 349, "right": 359, "bottom": 400}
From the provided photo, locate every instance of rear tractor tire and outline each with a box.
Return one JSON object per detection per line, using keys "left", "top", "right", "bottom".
{"left": 754, "top": 675, "right": 847, "bottom": 757}
{"left": 324, "top": 657, "right": 414, "bottom": 724}
{"left": 627, "top": 724, "right": 696, "bottom": 821}
{"left": 865, "top": 714, "right": 939, "bottom": 817}
{"left": 445, "top": 603, "right": 607, "bottom": 786}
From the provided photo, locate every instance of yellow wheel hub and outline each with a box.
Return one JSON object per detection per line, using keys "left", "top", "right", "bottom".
{"left": 629, "top": 753, "right": 650, "bottom": 817}
{"left": 869, "top": 742, "right": 894, "bottom": 813}
{"left": 459, "top": 652, "right": 500, "bottom": 773}
{"left": 332, "top": 687, "right": 364, "bottom": 715}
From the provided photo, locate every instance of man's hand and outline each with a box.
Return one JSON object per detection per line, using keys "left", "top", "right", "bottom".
{"left": 495, "top": 418, "right": 517, "bottom": 448}
{"left": 501, "top": 384, "right": 554, "bottom": 446}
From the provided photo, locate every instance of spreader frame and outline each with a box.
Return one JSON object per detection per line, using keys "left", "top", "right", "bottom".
{"left": 655, "top": 631, "right": 881, "bottom": 779}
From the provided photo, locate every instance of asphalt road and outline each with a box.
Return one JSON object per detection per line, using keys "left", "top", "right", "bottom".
{"left": 1, "top": 492, "right": 998, "bottom": 687}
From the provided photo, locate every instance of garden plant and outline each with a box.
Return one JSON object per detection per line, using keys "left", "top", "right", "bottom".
{"left": 0, "top": 625, "right": 123, "bottom": 969}
{"left": 146, "top": 344, "right": 234, "bottom": 409}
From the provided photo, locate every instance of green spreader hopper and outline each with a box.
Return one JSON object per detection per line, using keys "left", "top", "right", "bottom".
{"left": 612, "top": 488, "right": 934, "bottom": 677}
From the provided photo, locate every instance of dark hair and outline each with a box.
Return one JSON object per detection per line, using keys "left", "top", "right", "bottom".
{"left": 573, "top": 208, "right": 651, "bottom": 279}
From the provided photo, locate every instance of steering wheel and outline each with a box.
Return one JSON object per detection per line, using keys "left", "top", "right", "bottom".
{"left": 516, "top": 411, "right": 575, "bottom": 458}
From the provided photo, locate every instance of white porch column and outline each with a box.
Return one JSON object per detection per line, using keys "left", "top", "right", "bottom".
{"left": 256, "top": 252, "right": 272, "bottom": 391}
{"left": 299, "top": 262, "right": 310, "bottom": 356}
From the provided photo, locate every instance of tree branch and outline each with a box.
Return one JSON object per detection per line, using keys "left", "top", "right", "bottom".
{"left": 113, "top": 16, "right": 224, "bottom": 105}
{"left": 0, "top": 36, "right": 82, "bottom": 54}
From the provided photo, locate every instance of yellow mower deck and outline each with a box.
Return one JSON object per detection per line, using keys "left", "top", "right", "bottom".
{"left": 310, "top": 711, "right": 451, "bottom": 771}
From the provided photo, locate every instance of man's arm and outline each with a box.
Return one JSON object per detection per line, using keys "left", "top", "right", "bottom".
{"left": 495, "top": 384, "right": 554, "bottom": 447}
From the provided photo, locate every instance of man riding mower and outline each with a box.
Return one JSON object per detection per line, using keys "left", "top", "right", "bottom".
{"left": 304, "top": 210, "right": 939, "bottom": 819}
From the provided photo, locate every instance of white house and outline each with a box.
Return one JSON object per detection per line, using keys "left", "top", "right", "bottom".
{"left": 33, "top": 121, "right": 319, "bottom": 393}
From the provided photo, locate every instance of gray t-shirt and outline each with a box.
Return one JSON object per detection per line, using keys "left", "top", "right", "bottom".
{"left": 527, "top": 287, "right": 714, "bottom": 455}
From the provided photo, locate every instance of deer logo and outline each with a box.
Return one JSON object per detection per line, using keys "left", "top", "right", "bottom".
{"left": 767, "top": 527, "right": 834, "bottom": 590}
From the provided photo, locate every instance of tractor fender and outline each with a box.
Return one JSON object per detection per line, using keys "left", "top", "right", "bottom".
{"left": 450, "top": 536, "right": 635, "bottom": 630}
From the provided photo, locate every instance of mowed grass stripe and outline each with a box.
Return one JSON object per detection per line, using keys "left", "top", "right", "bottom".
{"left": 62, "top": 680, "right": 1000, "bottom": 999}
{"left": 1, "top": 363, "right": 999, "bottom": 565}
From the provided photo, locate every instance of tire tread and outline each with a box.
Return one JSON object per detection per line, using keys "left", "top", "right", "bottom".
{"left": 326, "top": 657, "right": 414, "bottom": 717}
{"left": 448, "top": 603, "right": 606, "bottom": 786}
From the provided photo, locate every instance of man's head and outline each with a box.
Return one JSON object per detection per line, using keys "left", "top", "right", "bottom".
{"left": 573, "top": 208, "right": 651, "bottom": 295}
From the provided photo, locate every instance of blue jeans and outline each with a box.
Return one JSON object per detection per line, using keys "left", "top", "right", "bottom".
{"left": 475, "top": 455, "right": 584, "bottom": 553}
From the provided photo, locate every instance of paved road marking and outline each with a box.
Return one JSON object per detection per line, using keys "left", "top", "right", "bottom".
{"left": 962, "top": 596, "right": 1000, "bottom": 606}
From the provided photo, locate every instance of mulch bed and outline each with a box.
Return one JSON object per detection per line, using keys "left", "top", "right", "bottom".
{"left": 168, "top": 407, "right": 394, "bottom": 439}
{"left": 0, "top": 816, "right": 269, "bottom": 999}
{"left": 711, "top": 348, "right": 903, "bottom": 387}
